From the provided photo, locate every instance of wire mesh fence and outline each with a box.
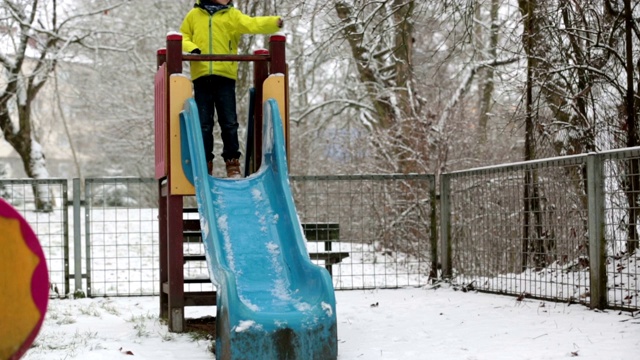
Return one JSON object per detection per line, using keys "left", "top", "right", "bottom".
{"left": 441, "top": 149, "right": 640, "bottom": 310}
{"left": 1, "top": 175, "right": 434, "bottom": 297}
{"left": 84, "top": 177, "right": 158, "bottom": 297}
{"left": 600, "top": 150, "right": 640, "bottom": 309}
{"left": 290, "top": 174, "right": 437, "bottom": 290}
{"left": 3, "top": 149, "right": 640, "bottom": 311}
{"left": 442, "top": 157, "right": 590, "bottom": 303}
{"left": 0, "top": 178, "right": 69, "bottom": 297}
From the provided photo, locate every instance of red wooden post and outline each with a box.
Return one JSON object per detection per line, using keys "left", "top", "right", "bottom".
{"left": 269, "top": 35, "right": 286, "bottom": 75}
{"left": 158, "top": 183, "right": 168, "bottom": 320}
{"left": 165, "top": 33, "right": 183, "bottom": 182}
{"left": 157, "top": 48, "right": 167, "bottom": 69}
{"left": 253, "top": 49, "right": 270, "bottom": 173}
{"left": 167, "top": 194, "right": 184, "bottom": 332}
{"left": 166, "top": 33, "right": 183, "bottom": 75}
{"left": 164, "top": 33, "right": 186, "bottom": 331}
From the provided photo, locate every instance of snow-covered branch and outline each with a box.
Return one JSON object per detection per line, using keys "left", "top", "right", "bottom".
{"left": 432, "top": 57, "right": 520, "bottom": 135}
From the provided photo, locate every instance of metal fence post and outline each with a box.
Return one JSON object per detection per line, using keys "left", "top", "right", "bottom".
{"left": 587, "top": 154, "right": 606, "bottom": 309}
{"left": 429, "top": 175, "right": 438, "bottom": 280}
{"left": 85, "top": 180, "right": 92, "bottom": 297}
{"left": 73, "top": 178, "right": 83, "bottom": 296}
{"left": 440, "top": 174, "right": 452, "bottom": 279}
{"left": 62, "top": 180, "right": 71, "bottom": 297}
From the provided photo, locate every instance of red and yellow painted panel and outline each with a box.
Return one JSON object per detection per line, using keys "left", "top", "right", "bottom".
{"left": 0, "top": 198, "right": 49, "bottom": 360}
{"left": 263, "top": 74, "right": 289, "bottom": 164}
{"left": 263, "top": 74, "right": 287, "bottom": 135}
{"left": 169, "top": 74, "right": 196, "bottom": 195}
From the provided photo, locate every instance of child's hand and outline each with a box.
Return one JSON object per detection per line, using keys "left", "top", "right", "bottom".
{"left": 277, "top": 18, "right": 283, "bottom": 28}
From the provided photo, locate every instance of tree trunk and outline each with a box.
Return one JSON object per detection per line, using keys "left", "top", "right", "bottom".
{"left": 624, "top": 0, "right": 639, "bottom": 254}
{"left": 1, "top": 111, "right": 53, "bottom": 212}
{"left": 520, "top": 0, "right": 545, "bottom": 270}
{"left": 478, "top": 0, "right": 499, "bottom": 144}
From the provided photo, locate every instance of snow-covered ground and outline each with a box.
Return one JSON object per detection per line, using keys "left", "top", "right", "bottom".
{"left": 22, "top": 287, "right": 639, "bottom": 360}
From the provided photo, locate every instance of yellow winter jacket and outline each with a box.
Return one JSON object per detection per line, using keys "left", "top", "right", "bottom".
{"left": 180, "top": 2, "right": 281, "bottom": 81}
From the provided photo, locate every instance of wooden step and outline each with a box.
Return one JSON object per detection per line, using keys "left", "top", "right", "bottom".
{"left": 184, "top": 291, "right": 216, "bottom": 306}
{"left": 184, "top": 254, "right": 206, "bottom": 262}
{"left": 183, "top": 277, "right": 211, "bottom": 284}
{"left": 183, "top": 218, "right": 202, "bottom": 243}
{"left": 162, "top": 282, "right": 216, "bottom": 306}
{"left": 183, "top": 218, "right": 201, "bottom": 232}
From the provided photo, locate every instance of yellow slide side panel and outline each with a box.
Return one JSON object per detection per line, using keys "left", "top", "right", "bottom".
{"left": 263, "top": 75, "right": 286, "bottom": 136}
{"left": 169, "top": 75, "right": 195, "bottom": 195}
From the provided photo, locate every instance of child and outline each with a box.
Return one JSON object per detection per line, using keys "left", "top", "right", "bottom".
{"left": 180, "top": 0, "right": 283, "bottom": 178}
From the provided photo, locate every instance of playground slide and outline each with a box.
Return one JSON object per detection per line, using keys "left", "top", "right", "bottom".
{"left": 179, "top": 98, "right": 337, "bottom": 359}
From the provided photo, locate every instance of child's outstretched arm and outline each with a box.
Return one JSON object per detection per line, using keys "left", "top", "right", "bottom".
{"left": 234, "top": 12, "right": 283, "bottom": 35}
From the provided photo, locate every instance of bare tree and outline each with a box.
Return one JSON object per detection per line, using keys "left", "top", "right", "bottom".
{"left": 515, "top": 0, "right": 640, "bottom": 256}
{"left": 0, "top": 0, "right": 125, "bottom": 210}
{"left": 332, "top": 0, "right": 429, "bottom": 173}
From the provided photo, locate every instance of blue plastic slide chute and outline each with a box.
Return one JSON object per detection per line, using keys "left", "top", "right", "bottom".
{"left": 179, "top": 98, "right": 338, "bottom": 360}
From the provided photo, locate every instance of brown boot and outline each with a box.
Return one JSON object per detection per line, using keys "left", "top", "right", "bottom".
{"left": 207, "top": 161, "right": 214, "bottom": 176}
{"left": 225, "top": 159, "right": 242, "bottom": 178}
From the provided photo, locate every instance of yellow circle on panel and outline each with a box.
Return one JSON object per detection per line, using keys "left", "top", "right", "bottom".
{"left": 0, "top": 217, "right": 41, "bottom": 359}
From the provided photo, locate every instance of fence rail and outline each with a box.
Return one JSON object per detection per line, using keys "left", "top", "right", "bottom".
{"left": 2, "top": 148, "right": 640, "bottom": 311}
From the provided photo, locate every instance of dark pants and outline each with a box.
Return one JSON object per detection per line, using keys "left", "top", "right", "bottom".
{"left": 193, "top": 75, "right": 241, "bottom": 163}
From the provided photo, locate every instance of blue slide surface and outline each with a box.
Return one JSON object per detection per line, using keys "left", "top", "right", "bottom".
{"left": 180, "top": 98, "right": 337, "bottom": 360}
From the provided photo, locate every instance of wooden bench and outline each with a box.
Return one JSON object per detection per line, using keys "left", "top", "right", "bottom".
{"left": 302, "top": 223, "right": 349, "bottom": 277}
{"left": 181, "top": 221, "right": 349, "bottom": 277}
